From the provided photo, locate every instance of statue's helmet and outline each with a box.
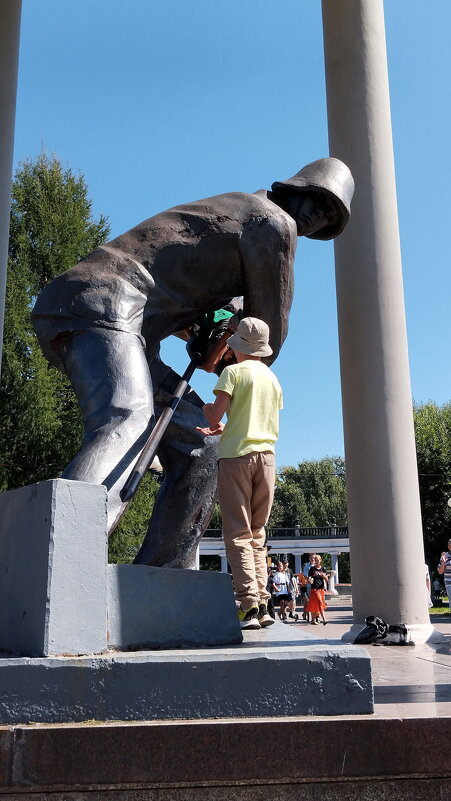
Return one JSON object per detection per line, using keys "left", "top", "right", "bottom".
{"left": 271, "top": 157, "right": 355, "bottom": 240}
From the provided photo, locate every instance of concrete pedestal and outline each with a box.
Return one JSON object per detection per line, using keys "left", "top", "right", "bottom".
{"left": 0, "top": 480, "right": 373, "bottom": 722}
{"left": 0, "top": 479, "right": 108, "bottom": 657}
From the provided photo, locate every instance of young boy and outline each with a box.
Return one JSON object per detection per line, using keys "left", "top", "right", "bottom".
{"left": 197, "top": 317, "right": 283, "bottom": 629}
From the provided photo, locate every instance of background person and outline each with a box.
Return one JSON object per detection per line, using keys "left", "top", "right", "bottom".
{"left": 282, "top": 558, "right": 298, "bottom": 619}
{"left": 425, "top": 564, "right": 433, "bottom": 609}
{"left": 302, "top": 553, "right": 316, "bottom": 621}
{"left": 432, "top": 574, "right": 443, "bottom": 604}
{"left": 306, "top": 554, "right": 329, "bottom": 625}
{"left": 297, "top": 570, "right": 309, "bottom": 618}
{"left": 198, "top": 317, "right": 283, "bottom": 629}
{"left": 266, "top": 566, "right": 277, "bottom": 620}
{"left": 437, "top": 540, "right": 451, "bottom": 609}
{"left": 273, "top": 561, "right": 291, "bottom": 621}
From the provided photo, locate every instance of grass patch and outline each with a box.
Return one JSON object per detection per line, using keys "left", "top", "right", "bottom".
{"left": 430, "top": 605, "right": 450, "bottom": 615}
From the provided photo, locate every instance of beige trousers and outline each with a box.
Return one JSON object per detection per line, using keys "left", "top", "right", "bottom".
{"left": 217, "top": 451, "right": 275, "bottom": 610}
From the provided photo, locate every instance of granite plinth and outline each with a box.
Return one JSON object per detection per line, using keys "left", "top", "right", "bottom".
{"left": 0, "top": 623, "right": 372, "bottom": 724}
{"left": 0, "top": 717, "right": 449, "bottom": 800}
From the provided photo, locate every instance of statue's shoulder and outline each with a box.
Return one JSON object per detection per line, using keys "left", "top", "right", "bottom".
{"left": 250, "top": 190, "right": 297, "bottom": 238}
{"left": 179, "top": 191, "right": 267, "bottom": 215}
{"left": 217, "top": 190, "right": 295, "bottom": 233}
{"left": 127, "top": 190, "right": 293, "bottom": 235}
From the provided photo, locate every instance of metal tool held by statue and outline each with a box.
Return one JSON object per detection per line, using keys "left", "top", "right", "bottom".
{"left": 119, "top": 348, "right": 203, "bottom": 505}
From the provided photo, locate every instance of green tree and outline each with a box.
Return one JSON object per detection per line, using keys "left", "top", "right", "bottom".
{"left": 207, "top": 502, "right": 222, "bottom": 529}
{"left": 108, "top": 473, "right": 162, "bottom": 563}
{"left": 413, "top": 401, "right": 451, "bottom": 565}
{"left": 269, "top": 456, "right": 348, "bottom": 528}
{"left": 0, "top": 153, "right": 110, "bottom": 491}
{"left": 269, "top": 457, "right": 350, "bottom": 581}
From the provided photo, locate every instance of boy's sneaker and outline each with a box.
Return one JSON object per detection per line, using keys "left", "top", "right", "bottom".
{"left": 238, "top": 606, "right": 261, "bottom": 629}
{"left": 258, "top": 603, "right": 275, "bottom": 627}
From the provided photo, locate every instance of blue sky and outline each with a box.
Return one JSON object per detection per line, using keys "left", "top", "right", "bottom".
{"left": 13, "top": 1, "right": 451, "bottom": 468}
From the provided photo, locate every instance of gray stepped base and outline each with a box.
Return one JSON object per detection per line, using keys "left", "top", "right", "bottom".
{"left": 0, "top": 624, "right": 373, "bottom": 724}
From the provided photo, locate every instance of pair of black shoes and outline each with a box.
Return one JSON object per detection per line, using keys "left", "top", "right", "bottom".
{"left": 354, "top": 616, "right": 411, "bottom": 646}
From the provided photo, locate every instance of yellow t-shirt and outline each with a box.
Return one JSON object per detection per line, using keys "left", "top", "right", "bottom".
{"left": 213, "top": 360, "right": 283, "bottom": 459}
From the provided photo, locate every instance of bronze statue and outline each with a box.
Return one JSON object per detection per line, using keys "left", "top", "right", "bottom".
{"left": 32, "top": 157, "right": 354, "bottom": 568}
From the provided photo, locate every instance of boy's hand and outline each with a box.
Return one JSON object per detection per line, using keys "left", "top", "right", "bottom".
{"left": 196, "top": 422, "right": 225, "bottom": 437}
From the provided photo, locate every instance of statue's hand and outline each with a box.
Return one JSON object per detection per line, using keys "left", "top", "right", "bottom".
{"left": 199, "top": 332, "right": 231, "bottom": 373}
{"left": 196, "top": 423, "right": 224, "bottom": 437}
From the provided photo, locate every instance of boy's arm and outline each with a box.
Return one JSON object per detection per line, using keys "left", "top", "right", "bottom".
{"left": 203, "top": 390, "right": 230, "bottom": 425}
{"left": 196, "top": 391, "right": 230, "bottom": 437}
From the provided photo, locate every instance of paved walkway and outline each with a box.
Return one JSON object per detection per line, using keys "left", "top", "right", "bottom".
{"left": 273, "top": 596, "right": 451, "bottom": 718}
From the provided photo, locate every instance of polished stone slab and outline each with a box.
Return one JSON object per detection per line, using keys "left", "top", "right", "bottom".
{"left": 0, "top": 717, "right": 449, "bottom": 799}
{"left": 0, "top": 622, "right": 373, "bottom": 724}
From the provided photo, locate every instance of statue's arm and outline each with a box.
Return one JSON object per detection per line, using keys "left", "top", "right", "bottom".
{"left": 238, "top": 214, "right": 296, "bottom": 363}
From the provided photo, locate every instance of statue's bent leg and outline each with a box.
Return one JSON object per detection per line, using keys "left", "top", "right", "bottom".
{"left": 59, "top": 328, "right": 154, "bottom": 532}
{"left": 134, "top": 361, "right": 219, "bottom": 569}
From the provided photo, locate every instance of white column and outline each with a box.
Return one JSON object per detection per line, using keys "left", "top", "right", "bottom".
{"left": 322, "top": 0, "right": 435, "bottom": 642}
{"left": 332, "top": 553, "right": 339, "bottom": 585}
{"left": 294, "top": 554, "right": 302, "bottom": 574}
{"left": 220, "top": 555, "right": 228, "bottom": 574}
{"left": 0, "top": 1, "right": 22, "bottom": 374}
{"left": 327, "top": 569, "right": 336, "bottom": 596}
{"left": 329, "top": 553, "right": 339, "bottom": 596}
{"left": 195, "top": 545, "right": 200, "bottom": 570}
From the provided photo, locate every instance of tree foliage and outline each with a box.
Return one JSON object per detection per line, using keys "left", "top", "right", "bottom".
{"left": 414, "top": 401, "right": 451, "bottom": 565}
{"left": 269, "top": 457, "right": 348, "bottom": 528}
{"left": 0, "top": 154, "right": 110, "bottom": 491}
{"left": 206, "top": 502, "right": 222, "bottom": 529}
{"left": 109, "top": 473, "right": 162, "bottom": 564}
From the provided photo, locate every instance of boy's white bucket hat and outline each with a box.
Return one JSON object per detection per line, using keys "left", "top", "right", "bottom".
{"left": 227, "top": 316, "right": 273, "bottom": 357}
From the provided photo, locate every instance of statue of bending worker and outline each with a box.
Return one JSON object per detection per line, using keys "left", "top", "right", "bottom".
{"left": 32, "top": 157, "right": 354, "bottom": 569}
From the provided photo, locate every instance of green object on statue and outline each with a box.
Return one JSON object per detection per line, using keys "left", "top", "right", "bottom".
{"left": 198, "top": 308, "right": 234, "bottom": 330}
